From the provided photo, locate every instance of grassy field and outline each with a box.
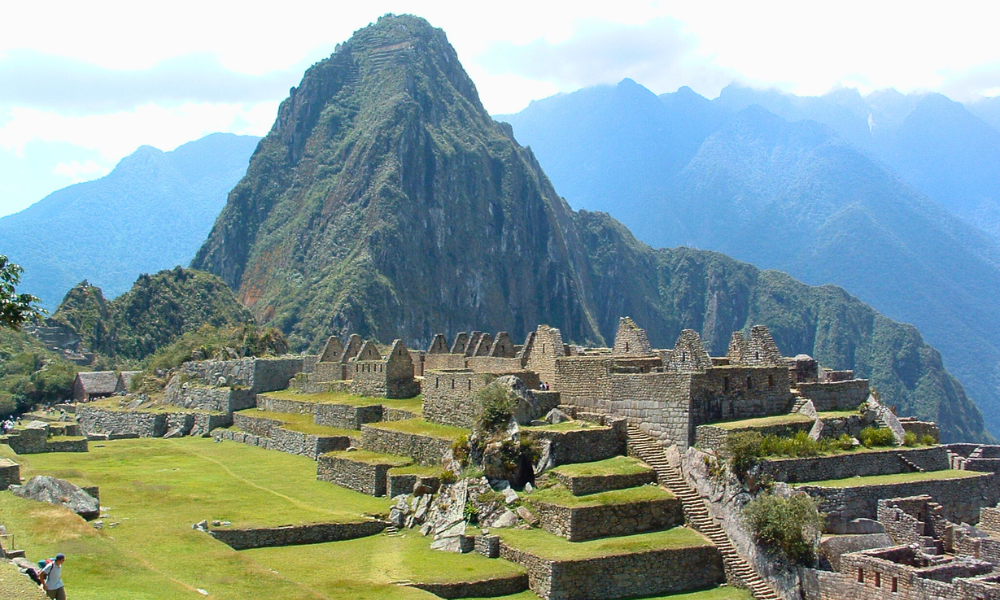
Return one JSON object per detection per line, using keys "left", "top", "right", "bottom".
{"left": 496, "top": 527, "right": 710, "bottom": 561}
{"left": 325, "top": 449, "right": 413, "bottom": 467}
{"left": 711, "top": 413, "right": 812, "bottom": 430}
{"left": 527, "top": 484, "right": 672, "bottom": 508}
{"left": 365, "top": 418, "right": 469, "bottom": 440}
{"left": 550, "top": 456, "right": 652, "bottom": 478}
{"left": 234, "top": 409, "right": 360, "bottom": 437}
{"left": 0, "top": 561, "right": 46, "bottom": 600}
{"left": 794, "top": 469, "right": 984, "bottom": 488}
{"left": 522, "top": 420, "right": 605, "bottom": 432}
{"left": 260, "top": 390, "right": 424, "bottom": 415}
{"left": 2, "top": 438, "right": 533, "bottom": 599}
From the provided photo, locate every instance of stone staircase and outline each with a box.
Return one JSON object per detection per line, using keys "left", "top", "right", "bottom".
{"left": 898, "top": 455, "right": 926, "bottom": 473}
{"left": 628, "top": 426, "right": 781, "bottom": 600}
{"left": 790, "top": 397, "right": 810, "bottom": 413}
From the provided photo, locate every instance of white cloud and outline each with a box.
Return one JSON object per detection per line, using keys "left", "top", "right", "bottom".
{"left": 52, "top": 159, "right": 109, "bottom": 182}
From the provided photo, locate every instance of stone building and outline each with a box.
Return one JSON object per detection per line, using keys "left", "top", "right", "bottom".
{"left": 72, "top": 371, "right": 117, "bottom": 402}
{"left": 347, "top": 339, "right": 420, "bottom": 399}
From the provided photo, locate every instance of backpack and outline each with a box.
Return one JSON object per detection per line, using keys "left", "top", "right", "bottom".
{"left": 37, "top": 558, "right": 54, "bottom": 573}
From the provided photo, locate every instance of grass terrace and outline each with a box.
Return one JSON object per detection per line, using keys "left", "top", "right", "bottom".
{"left": 550, "top": 456, "right": 652, "bottom": 478}
{"left": 367, "top": 417, "right": 469, "bottom": 440}
{"left": 262, "top": 389, "right": 424, "bottom": 415}
{"left": 496, "top": 527, "right": 710, "bottom": 561}
{"left": 527, "top": 484, "right": 671, "bottom": 508}
{"left": 0, "top": 561, "right": 45, "bottom": 600}
{"left": 711, "top": 413, "right": 813, "bottom": 430}
{"left": 235, "top": 408, "right": 360, "bottom": 438}
{"left": 794, "top": 469, "right": 983, "bottom": 488}
{"left": 244, "top": 531, "right": 526, "bottom": 594}
{"left": 325, "top": 449, "right": 414, "bottom": 467}
{"left": 465, "top": 588, "right": 751, "bottom": 600}
{"left": 85, "top": 396, "right": 223, "bottom": 415}
{"left": 388, "top": 463, "right": 442, "bottom": 477}
{"left": 522, "top": 420, "right": 606, "bottom": 432}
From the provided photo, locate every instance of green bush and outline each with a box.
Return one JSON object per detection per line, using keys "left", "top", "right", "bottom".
{"left": 439, "top": 470, "right": 457, "bottom": 484}
{"left": 859, "top": 426, "right": 896, "bottom": 448}
{"left": 836, "top": 433, "right": 854, "bottom": 450}
{"left": 725, "top": 431, "right": 764, "bottom": 476}
{"left": 473, "top": 382, "right": 516, "bottom": 432}
{"left": 0, "top": 392, "right": 15, "bottom": 418}
{"left": 743, "top": 493, "right": 825, "bottom": 564}
{"left": 920, "top": 434, "right": 937, "bottom": 445}
{"left": 451, "top": 435, "right": 470, "bottom": 467}
{"left": 903, "top": 432, "right": 918, "bottom": 447}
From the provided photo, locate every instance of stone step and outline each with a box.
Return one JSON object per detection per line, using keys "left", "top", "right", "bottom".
{"left": 628, "top": 425, "right": 781, "bottom": 600}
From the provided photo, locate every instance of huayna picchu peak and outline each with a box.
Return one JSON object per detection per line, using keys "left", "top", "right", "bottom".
{"left": 192, "top": 14, "right": 988, "bottom": 443}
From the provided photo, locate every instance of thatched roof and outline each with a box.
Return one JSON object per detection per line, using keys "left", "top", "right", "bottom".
{"left": 75, "top": 371, "right": 117, "bottom": 395}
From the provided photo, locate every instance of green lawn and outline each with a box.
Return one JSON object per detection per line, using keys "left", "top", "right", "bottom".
{"left": 527, "top": 484, "right": 672, "bottom": 508}
{"left": 816, "top": 410, "right": 860, "bottom": 420}
{"left": 366, "top": 418, "right": 468, "bottom": 440}
{"left": 2, "top": 437, "right": 544, "bottom": 599}
{"left": 326, "top": 449, "right": 413, "bottom": 467}
{"left": 84, "top": 397, "right": 223, "bottom": 415}
{"left": 0, "top": 561, "right": 46, "bottom": 600}
{"left": 550, "top": 455, "right": 652, "bottom": 478}
{"left": 795, "top": 469, "right": 984, "bottom": 488}
{"left": 523, "top": 420, "right": 605, "bottom": 432}
{"left": 244, "top": 531, "right": 525, "bottom": 589}
{"left": 466, "top": 587, "right": 751, "bottom": 600}
{"left": 235, "top": 409, "right": 359, "bottom": 438}
{"left": 711, "top": 413, "right": 812, "bottom": 430}
{"left": 388, "top": 463, "right": 442, "bottom": 477}
{"left": 496, "top": 527, "right": 710, "bottom": 561}
{"left": 261, "top": 390, "right": 424, "bottom": 415}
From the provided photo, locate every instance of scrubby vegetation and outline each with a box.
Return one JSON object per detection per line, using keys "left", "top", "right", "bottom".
{"left": 743, "top": 493, "right": 825, "bottom": 564}
{"left": 859, "top": 426, "right": 896, "bottom": 448}
{"left": 0, "top": 329, "right": 79, "bottom": 417}
{"left": 473, "top": 381, "right": 516, "bottom": 432}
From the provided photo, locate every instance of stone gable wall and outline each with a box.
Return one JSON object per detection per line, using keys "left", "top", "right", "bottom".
{"left": 424, "top": 353, "right": 468, "bottom": 371}
{"left": 525, "top": 326, "right": 565, "bottom": 386}
{"left": 527, "top": 496, "right": 683, "bottom": 541}
{"left": 607, "top": 371, "right": 694, "bottom": 448}
{"left": 209, "top": 520, "right": 387, "bottom": 550}
{"left": 554, "top": 357, "right": 614, "bottom": 411}
{"left": 468, "top": 356, "right": 526, "bottom": 374}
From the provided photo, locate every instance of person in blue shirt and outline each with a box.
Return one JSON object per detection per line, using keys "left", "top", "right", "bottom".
{"left": 40, "top": 553, "right": 66, "bottom": 600}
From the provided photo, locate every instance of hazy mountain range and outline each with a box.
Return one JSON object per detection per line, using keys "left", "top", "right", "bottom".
{"left": 497, "top": 79, "right": 1000, "bottom": 436}
{"left": 0, "top": 132, "right": 260, "bottom": 308}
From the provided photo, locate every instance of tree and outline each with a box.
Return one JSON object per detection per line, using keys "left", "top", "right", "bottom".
{"left": 0, "top": 255, "right": 43, "bottom": 330}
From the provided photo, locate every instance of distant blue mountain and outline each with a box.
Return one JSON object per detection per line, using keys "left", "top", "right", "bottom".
{"left": 497, "top": 80, "right": 1000, "bottom": 436}
{"left": 0, "top": 133, "right": 260, "bottom": 308}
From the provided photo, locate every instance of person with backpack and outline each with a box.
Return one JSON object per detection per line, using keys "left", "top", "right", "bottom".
{"left": 39, "top": 553, "right": 67, "bottom": 600}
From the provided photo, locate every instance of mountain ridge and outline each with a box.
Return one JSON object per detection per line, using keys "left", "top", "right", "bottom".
{"left": 192, "top": 14, "right": 988, "bottom": 442}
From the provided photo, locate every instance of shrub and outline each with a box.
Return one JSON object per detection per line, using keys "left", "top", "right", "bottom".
{"left": 920, "top": 434, "right": 937, "bottom": 446}
{"left": 903, "top": 432, "right": 918, "bottom": 447}
{"left": 743, "top": 493, "right": 825, "bottom": 564}
{"left": 439, "top": 470, "right": 457, "bottom": 485}
{"left": 473, "top": 382, "right": 516, "bottom": 432}
{"left": 859, "top": 426, "right": 896, "bottom": 448}
{"left": 725, "top": 431, "right": 763, "bottom": 476}
{"left": 451, "top": 435, "right": 470, "bottom": 466}
{"left": 463, "top": 500, "right": 479, "bottom": 524}
{"left": 836, "top": 433, "right": 854, "bottom": 450}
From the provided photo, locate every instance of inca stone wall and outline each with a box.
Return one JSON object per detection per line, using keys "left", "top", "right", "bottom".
{"left": 256, "top": 394, "right": 384, "bottom": 430}
{"left": 176, "top": 356, "right": 304, "bottom": 394}
{"left": 797, "top": 380, "right": 870, "bottom": 412}
{"left": 607, "top": 371, "right": 693, "bottom": 448}
{"left": 166, "top": 382, "right": 254, "bottom": 413}
{"left": 359, "top": 426, "right": 453, "bottom": 466}
{"left": 209, "top": 520, "right": 387, "bottom": 550}
{"left": 422, "top": 371, "right": 494, "bottom": 427}
{"left": 554, "top": 357, "right": 614, "bottom": 410}
{"left": 524, "top": 326, "right": 566, "bottom": 387}
{"left": 408, "top": 575, "right": 529, "bottom": 599}
{"left": 423, "top": 353, "right": 468, "bottom": 371}
{"left": 78, "top": 407, "right": 166, "bottom": 437}
{"left": 550, "top": 466, "right": 655, "bottom": 496}
{"left": 317, "top": 453, "right": 394, "bottom": 496}
{"left": 527, "top": 495, "right": 683, "bottom": 541}
{"left": 759, "top": 446, "right": 951, "bottom": 483}
{"left": 532, "top": 419, "right": 627, "bottom": 466}
{"left": 468, "top": 357, "right": 527, "bottom": 374}
{"left": 499, "top": 541, "right": 724, "bottom": 600}
{"left": 797, "top": 472, "right": 999, "bottom": 526}
{"left": 225, "top": 414, "right": 351, "bottom": 459}
{"left": 0, "top": 459, "right": 21, "bottom": 490}
{"left": 387, "top": 472, "right": 441, "bottom": 498}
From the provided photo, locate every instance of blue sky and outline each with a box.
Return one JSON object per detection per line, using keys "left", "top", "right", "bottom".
{"left": 1, "top": 0, "right": 998, "bottom": 218}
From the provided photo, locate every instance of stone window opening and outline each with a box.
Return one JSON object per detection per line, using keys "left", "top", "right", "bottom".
{"left": 451, "top": 379, "right": 455, "bottom": 390}
{"left": 435, "top": 377, "right": 439, "bottom": 389}
{"left": 891, "top": 577, "right": 898, "bottom": 592}
{"left": 857, "top": 568, "right": 864, "bottom": 583}
{"left": 681, "top": 351, "right": 687, "bottom": 362}
{"left": 746, "top": 376, "right": 753, "bottom": 390}
{"left": 625, "top": 342, "right": 629, "bottom": 352}
{"left": 875, "top": 572, "right": 881, "bottom": 588}
{"left": 755, "top": 351, "right": 760, "bottom": 360}
{"left": 768, "top": 374, "right": 774, "bottom": 387}
{"left": 468, "top": 380, "right": 472, "bottom": 391}
{"left": 723, "top": 377, "right": 730, "bottom": 392}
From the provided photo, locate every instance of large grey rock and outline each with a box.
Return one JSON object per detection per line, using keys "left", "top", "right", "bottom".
{"left": 545, "top": 408, "right": 571, "bottom": 424}
{"left": 494, "top": 375, "right": 541, "bottom": 426}
{"left": 492, "top": 510, "right": 519, "bottom": 528}
{"left": 12, "top": 476, "right": 100, "bottom": 520}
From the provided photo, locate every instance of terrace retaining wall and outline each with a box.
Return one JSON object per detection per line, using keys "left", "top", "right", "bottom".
{"left": 527, "top": 495, "right": 683, "bottom": 541}
{"left": 209, "top": 520, "right": 387, "bottom": 550}
{"left": 760, "top": 446, "right": 950, "bottom": 483}
{"left": 360, "top": 425, "right": 453, "bottom": 466}
{"left": 551, "top": 467, "right": 656, "bottom": 496}
{"left": 317, "top": 453, "right": 398, "bottom": 496}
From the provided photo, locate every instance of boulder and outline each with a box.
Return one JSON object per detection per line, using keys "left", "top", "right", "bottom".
{"left": 544, "top": 408, "right": 571, "bottom": 424}
{"left": 12, "top": 476, "right": 100, "bottom": 520}
{"left": 494, "top": 375, "right": 541, "bottom": 426}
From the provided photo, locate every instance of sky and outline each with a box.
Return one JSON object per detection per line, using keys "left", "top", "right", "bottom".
{"left": 1, "top": 0, "right": 999, "bottom": 218}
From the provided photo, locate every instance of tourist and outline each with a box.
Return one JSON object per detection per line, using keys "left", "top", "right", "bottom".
{"left": 40, "top": 552, "right": 67, "bottom": 600}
